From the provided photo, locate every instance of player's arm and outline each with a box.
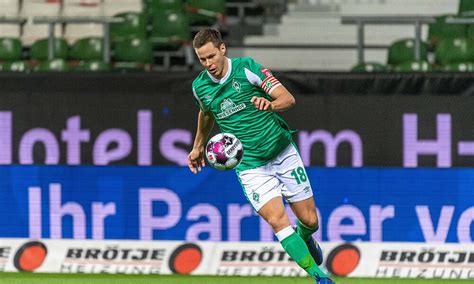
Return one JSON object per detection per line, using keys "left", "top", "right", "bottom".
{"left": 187, "top": 110, "right": 215, "bottom": 174}
{"left": 251, "top": 85, "right": 295, "bottom": 112}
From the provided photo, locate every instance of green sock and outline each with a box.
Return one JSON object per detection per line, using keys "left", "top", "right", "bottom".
{"left": 296, "top": 219, "right": 318, "bottom": 242}
{"left": 279, "top": 228, "right": 327, "bottom": 279}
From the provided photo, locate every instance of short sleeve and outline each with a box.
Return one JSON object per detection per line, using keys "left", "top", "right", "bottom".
{"left": 192, "top": 86, "right": 209, "bottom": 112}
{"left": 243, "top": 57, "right": 282, "bottom": 95}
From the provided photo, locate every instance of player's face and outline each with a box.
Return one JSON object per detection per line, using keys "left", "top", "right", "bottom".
{"left": 195, "top": 42, "right": 227, "bottom": 79}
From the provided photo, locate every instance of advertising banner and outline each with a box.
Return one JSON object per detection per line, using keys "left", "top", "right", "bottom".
{"left": 1, "top": 238, "right": 473, "bottom": 280}
{"left": 0, "top": 74, "right": 474, "bottom": 167}
{"left": 0, "top": 166, "right": 472, "bottom": 243}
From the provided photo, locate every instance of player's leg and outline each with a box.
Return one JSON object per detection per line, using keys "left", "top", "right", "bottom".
{"left": 272, "top": 144, "right": 334, "bottom": 282}
{"left": 238, "top": 159, "right": 330, "bottom": 282}
{"left": 289, "top": 196, "right": 324, "bottom": 265}
{"left": 257, "top": 196, "right": 327, "bottom": 281}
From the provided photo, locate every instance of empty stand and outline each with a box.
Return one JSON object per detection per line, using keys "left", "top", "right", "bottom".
{"left": 241, "top": 0, "right": 457, "bottom": 70}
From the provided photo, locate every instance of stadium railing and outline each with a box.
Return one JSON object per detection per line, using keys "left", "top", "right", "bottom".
{"left": 341, "top": 16, "right": 436, "bottom": 65}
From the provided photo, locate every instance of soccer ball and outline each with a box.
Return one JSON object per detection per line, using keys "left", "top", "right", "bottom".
{"left": 205, "top": 133, "right": 244, "bottom": 170}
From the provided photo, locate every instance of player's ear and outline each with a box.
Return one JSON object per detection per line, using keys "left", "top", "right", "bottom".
{"left": 219, "top": 43, "right": 226, "bottom": 55}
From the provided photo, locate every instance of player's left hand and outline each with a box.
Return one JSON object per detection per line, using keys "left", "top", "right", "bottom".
{"left": 250, "top": 96, "right": 273, "bottom": 111}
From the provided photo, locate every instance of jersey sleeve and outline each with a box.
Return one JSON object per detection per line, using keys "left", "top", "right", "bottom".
{"left": 192, "top": 86, "right": 209, "bottom": 112}
{"left": 243, "top": 57, "right": 282, "bottom": 95}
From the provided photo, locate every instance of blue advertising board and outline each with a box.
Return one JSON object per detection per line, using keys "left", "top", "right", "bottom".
{"left": 0, "top": 166, "right": 472, "bottom": 243}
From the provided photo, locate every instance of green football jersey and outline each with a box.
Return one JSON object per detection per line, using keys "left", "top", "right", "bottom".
{"left": 192, "top": 57, "right": 293, "bottom": 171}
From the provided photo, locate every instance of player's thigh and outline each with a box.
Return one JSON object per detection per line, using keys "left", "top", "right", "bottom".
{"left": 289, "top": 196, "right": 319, "bottom": 229}
{"left": 237, "top": 167, "right": 283, "bottom": 212}
{"left": 258, "top": 196, "right": 291, "bottom": 232}
{"left": 275, "top": 144, "right": 314, "bottom": 204}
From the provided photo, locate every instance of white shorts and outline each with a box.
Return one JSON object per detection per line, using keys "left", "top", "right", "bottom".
{"left": 237, "top": 143, "right": 314, "bottom": 212}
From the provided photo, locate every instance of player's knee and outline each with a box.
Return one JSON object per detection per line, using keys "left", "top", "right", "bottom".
{"left": 302, "top": 214, "right": 319, "bottom": 231}
{"left": 267, "top": 216, "right": 289, "bottom": 232}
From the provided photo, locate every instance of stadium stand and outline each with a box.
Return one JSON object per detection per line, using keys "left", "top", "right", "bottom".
{"left": 237, "top": 0, "right": 458, "bottom": 70}
{"left": 0, "top": 0, "right": 471, "bottom": 72}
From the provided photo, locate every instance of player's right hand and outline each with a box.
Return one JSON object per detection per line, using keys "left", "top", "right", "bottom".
{"left": 187, "top": 148, "right": 205, "bottom": 174}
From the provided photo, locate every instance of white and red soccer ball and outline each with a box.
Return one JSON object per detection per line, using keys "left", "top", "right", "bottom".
{"left": 205, "top": 133, "right": 244, "bottom": 170}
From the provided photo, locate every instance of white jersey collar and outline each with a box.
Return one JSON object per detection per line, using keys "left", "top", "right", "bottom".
{"left": 207, "top": 58, "right": 232, "bottom": 84}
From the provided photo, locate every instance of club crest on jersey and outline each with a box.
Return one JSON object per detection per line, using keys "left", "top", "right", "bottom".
{"left": 232, "top": 79, "right": 241, "bottom": 92}
{"left": 217, "top": 98, "right": 246, "bottom": 119}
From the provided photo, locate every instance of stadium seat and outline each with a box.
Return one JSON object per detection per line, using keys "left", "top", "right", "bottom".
{"left": 69, "top": 37, "right": 103, "bottom": 61}
{"left": 145, "top": 0, "right": 184, "bottom": 17}
{"left": 110, "top": 12, "right": 147, "bottom": 42}
{"left": 435, "top": 37, "right": 474, "bottom": 65}
{"left": 75, "top": 60, "right": 111, "bottom": 72}
{"left": 441, "top": 62, "right": 474, "bottom": 72}
{"left": 33, "top": 59, "right": 70, "bottom": 72}
{"left": 351, "top": 62, "right": 387, "bottom": 72}
{"left": 0, "top": 61, "right": 29, "bottom": 72}
{"left": 113, "top": 37, "right": 153, "bottom": 70}
{"left": 393, "top": 61, "right": 432, "bottom": 72}
{"left": 30, "top": 38, "right": 69, "bottom": 60}
{"left": 149, "top": 10, "right": 191, "bottom": 50}
{"left": 387, "top": 38, "right": 428, "bottom": 65}
{"left": 186, "top": 0, "right": 225, "bottom": 26}
{"left": 428, "top": 15, "right": 467, "bottom": 48}
{"left": 459, "top": 0, "right": 474, "bottom": 16}
{"left": 0, "top": 38, "right": 22, "bottom": 61}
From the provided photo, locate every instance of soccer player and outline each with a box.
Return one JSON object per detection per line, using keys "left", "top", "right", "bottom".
{"left": 187, "top": 28, "right": 335, "bottom": 284}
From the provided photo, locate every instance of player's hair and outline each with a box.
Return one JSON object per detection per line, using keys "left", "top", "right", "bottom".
{"left": 193, "top": 28, "right": 224, "bottom": 49}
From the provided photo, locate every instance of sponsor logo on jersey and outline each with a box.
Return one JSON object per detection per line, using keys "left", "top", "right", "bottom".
{"left": 232, "top": 79, "right": 241, "bottom": 92}
{"left": 217, "top": 98, "right": 246, "bottom": 119}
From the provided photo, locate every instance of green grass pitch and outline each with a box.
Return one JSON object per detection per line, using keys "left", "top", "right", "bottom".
{"left": 0, "top": 273, "right": 472, "bottom": 284}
